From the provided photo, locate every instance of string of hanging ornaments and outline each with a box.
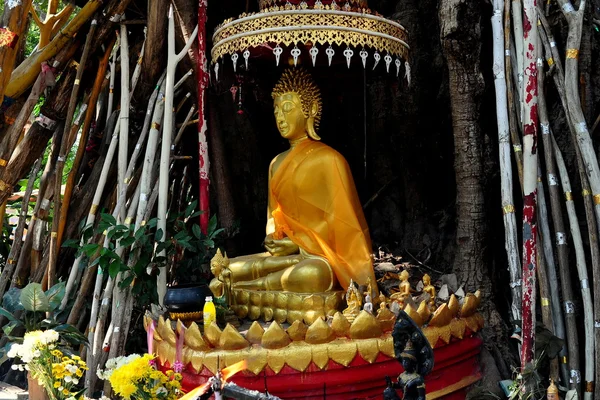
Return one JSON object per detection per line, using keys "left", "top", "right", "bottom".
{"left": 210, "top": 0, "right": 411, "bottom": 83}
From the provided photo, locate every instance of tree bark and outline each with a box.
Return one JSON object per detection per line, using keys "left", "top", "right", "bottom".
{"left": 439, "top": 0, "right": 487, "bottom": 293}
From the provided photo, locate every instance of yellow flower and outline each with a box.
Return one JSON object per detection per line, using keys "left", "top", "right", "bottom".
{"left": 53, "top": 381, "right": 61, "bottom": 388}
{"left": 174, "top": 373, "right": 182, "bottom": 381}
{"left": 75, "top": 369, "right": 83, "bottom": 377}
{"left": 62, "top": 388, "right": 70, "bottom": 395}
{"left": 51, "top": 350, "right": 62, "bottom": 357}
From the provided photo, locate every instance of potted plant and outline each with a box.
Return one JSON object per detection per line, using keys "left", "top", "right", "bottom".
{"left": 162, "top": 202, "right": 223, "bottom": 322}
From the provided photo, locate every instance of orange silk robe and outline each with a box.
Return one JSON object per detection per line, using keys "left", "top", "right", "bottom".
{"left": 269, "top": 139, "right": 376, "bottom": 290}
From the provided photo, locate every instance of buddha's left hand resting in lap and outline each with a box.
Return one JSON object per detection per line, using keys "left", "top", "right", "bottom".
{"left": 210, "top": 68, "right": 376, "bottom": 296}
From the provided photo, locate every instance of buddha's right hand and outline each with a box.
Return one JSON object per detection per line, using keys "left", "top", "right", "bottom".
{"left": 264, "top": 234, "right": 300, "bottom": 256}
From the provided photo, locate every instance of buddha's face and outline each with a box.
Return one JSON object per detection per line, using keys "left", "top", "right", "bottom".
{"left": 423, "top": 275, "right": 430, "bottom": 286}
{"left": 274, "top": 92, "right": 307, "bottom": 140}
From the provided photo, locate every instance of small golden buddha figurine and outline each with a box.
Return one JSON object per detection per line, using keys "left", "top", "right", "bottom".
{"left": 343, "top": 281, "right": 362, "bottom": 322}
{"left": 377, "top": 295, "right": 388, "bottom": 318}
{"left": 421, "top": 274, "right": 436, "bottom": 311}
{"left": 390, "top": 270, "right": 411, "bottom": 306}
{"left": 210, "top": 69, "right": 377, "bottom": 295}
{"left": 547, "top": 379, "right": 559, "bottom": 400}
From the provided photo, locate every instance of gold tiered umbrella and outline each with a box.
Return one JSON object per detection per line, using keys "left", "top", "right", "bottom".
{"left": 211, "top": 0, "right": 410, "bottom": 81}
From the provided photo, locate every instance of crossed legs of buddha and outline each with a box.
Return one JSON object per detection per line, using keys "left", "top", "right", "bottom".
{"left": 228, "top": 254, "right": 335, "bottom": 293}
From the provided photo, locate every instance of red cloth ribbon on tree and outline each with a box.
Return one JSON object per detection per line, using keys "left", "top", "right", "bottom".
{"left": 0, "top": 28, "right": 18, "bottom": 49}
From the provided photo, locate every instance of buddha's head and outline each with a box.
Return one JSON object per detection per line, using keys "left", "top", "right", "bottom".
{"left": 400, "top": 270, "right": 409, "bottom": 281}
{"left": 422, "top": 274, "right": 431, "bottom": 286}
{"left": 272, "top": 68, "right": 322, "bottom": 141}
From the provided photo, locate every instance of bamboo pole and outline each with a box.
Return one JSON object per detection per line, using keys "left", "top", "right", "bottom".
{"left": 538, "top": 13, "right": 591, "bottom": 393}
{"left": 504, "top": 0, "right": 523, "bottom": 189}
{"left": 552, "top": 134, "right": 595, "bottom": 397}
{"left": 118, "top": 21, "right": 130, "bottom": 221}
{"left": 0, "top": 158, "right": 41, "bottom": 298}
{"left": 157, "top": 5, "right": 197, "bottom": 306}
{"left": 519, "top": 0, "right": 538, "bottom": 373}
{"left": 491, "top": 0, "right": 522, "bottom": 331}
{"left": 48, "top": 19, "right": 98, "bottom": 288}
{"left": 57, "top": 38, "right": 116, "bottom": 247}
{"left": 535, "top": 182, "right": 559, "bottom": 382}
{"left": 106, "top": 44, "right": 118, "bottom": 127}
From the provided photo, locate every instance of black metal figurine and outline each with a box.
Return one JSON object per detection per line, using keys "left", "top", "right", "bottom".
{"left": 384, "top": 310, "right": 435, "bottom": 400}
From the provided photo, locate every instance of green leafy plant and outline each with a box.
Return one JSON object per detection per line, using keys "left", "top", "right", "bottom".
{"left": 0, "top": 282, "right": 87, "bottom": 364}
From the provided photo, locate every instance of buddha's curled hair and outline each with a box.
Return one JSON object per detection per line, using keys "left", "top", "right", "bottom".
{"left": 272, "top": 68, "right": 322, "bottom": 131}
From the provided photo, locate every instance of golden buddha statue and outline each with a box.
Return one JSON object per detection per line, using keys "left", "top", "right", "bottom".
{"left": 210, "top": 69, "right": 377, "bottom": 298}
{"left": 390, "top": 270, "right": 411, "bottom": 306}
{"left": 422, "top": 274, "right": 436, "bottom": 311}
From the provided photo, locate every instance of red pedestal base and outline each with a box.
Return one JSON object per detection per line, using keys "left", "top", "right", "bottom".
{"left": 163, "top": 334, "right": 482, "bottom": 399}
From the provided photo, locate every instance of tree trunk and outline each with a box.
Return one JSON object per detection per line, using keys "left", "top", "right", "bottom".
{"left": 439, "top": 0, "right": 487, "bottom": 293}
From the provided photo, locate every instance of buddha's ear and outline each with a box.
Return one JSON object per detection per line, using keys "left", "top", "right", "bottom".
{"left": 307, "top": 100, "right": 321, "bottom": 140}
{"left": 309, "top": 100, "right": 319, "bottom": 117}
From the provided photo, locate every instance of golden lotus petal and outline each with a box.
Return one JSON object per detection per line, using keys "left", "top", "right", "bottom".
{"left": 474, "top": 290, "right": 482, "bottom": 308}
{"left": 429, "top": 303, "right": 453, "bottom": 327}
{"left": 225, "top": 347, "right": 251, "bottom": 367}
{"left": 449, "top": 318, "right": 466, "bottom": 340}
{"left": 448, "top": 294, "right": 460, "bottom": 317}
{"left": 465, "top": 314, "right": 482, "bottom": 332}
{"left": 186, "top": 349, "right": 204, "bottom": 372}
{"left": 287, "top": 320, "right": 308, "bottom": 341}
{"left": 262, "top": 307, "right": 274, "bottom": 322}
{"left": 204, "top": 321, "right": 222, "bottom": 347}
{"left": 378, "top": 335, "right": 394, "bottom": 357}
{"left": 262, "top": 321, "right": 291, "bottom": 349}
{"left": 250, "top": 291, "right": 262, "bottom": 306}
{"left": 248, "top": 306, "right": 261, "bottom": 320}
{"left": 288, "top": 294, "right": 302, "bottom": 311}
{"left": 275, "top": 292, "right": 288, "bottom": 309}
{"left": 350, "top": 311, "right": 383, "bottom": 339}
{"left": 267, "top": 349, "right": 286, "bottom": 374}
{"left": 437, "top": 325, "right": 452, "bottom": 344}
{"left": 287, "top": 310, "right": 304, "bottom": 324}
{"left": 246, "top": 347, "right": 268, "bottom": 375}
{"left": 423, "top": 326, "right": 440, "bottom": 348}
{"left": 157, "top": 340, "right": 175, "bottom": 365}
{"left": 311, "top": 343, "right": 330, "bottom": 369}
{"left": 184, "top": 322, "right": 210, "bottom": 351}
{"left": 219, "top": 324, "right": 250, "bottom": 350}
{"left": 331, "top": 312, "right": 351, "bottom": 337}
{"left": 284, "top": 342, "right": 312, "bottom": 372}
{"left": 246, "top": 321, "right": 265, "bottom": 345}
{"left": 274, "top": 308, "right": 287, "bottom": 324}
{"left": 325, "top": 292, "right": 341, "bottom": 314}
{"left": 157, "top": 317, "right": 176, "bottom": 345}
{"left": 203, "top": 351, "right": 225, "bottom": 374}
{"left": 328, "top": 340, "right": 357, "bottom": 367}
{"left": 403, "top": 304, "right": 423, "bottom": 327}
{"left": 461, "top": 294, "right": 478, "bottom": 318}
{"left": 262, "top": 292, "right": 275, "bottom": 307}
{"left": 376, "top": 307, "right": 396, "bottom": 332}
{"left": 305, "top": 317, "right": 335, "bottom": 344}
{"left": 303, "top": 294, "right": 325, "bottom": 311}
{"left": 417, "top": 301, "right": 431, "bottom": 324}
{"left": 357, "top": 339, "right": 380, "bottom": 364}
